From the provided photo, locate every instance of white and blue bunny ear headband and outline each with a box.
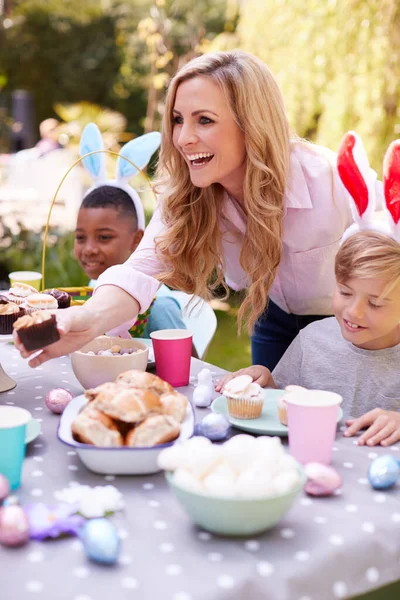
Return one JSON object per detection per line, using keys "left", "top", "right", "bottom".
{"left": 337, "top": 131, "right": 400, "bottom": 244}
{"left": 79, "top": 123, "right": 161, "bottom": 231}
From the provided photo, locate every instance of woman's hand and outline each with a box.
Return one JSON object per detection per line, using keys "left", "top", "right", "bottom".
{"left": 344, "top": 408, "right": 400, "bottom": 447}
{"left": 215, "top": 365, "right": 275, "bottom": 393}
{"left": 14, "top": 285, "right": 141, "bottom": 368}
{"left": 14, "top": 305, "right": 99, "bottom": 367}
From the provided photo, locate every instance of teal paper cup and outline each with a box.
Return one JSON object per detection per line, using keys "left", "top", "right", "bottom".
{"left": 0, "top": 406, "right": 31, "bottom": 490}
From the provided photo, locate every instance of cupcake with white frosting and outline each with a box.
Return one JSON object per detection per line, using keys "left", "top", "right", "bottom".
{"left": 25, "top": 293, "right": 58, "bottom": 313}
{"left": 223, "top": 375, "right": 264, "bottom": 420}
{"left": 7, "top": 282, "right": 38, "bottom": 305}
{"left": 277, "top": 385, "right": 306, "bottom": 426}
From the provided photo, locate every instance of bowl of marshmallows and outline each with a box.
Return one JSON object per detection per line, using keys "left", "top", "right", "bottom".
{"left": 158, "top": 434, "right": 305, "bottom": 536}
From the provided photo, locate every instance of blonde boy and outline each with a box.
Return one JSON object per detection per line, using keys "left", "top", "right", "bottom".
{"left": 216, "top": 231, "right": 400, "bottom": 447}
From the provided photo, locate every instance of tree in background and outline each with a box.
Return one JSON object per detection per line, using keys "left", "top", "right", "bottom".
{"left": 0, "top": 0, "right": 230, "bottom": 141}
{"left": 115, "top": 0, "right": 230, "bottom": 132}
{"left": 230, "top": 0, "right": 400, "bottom": 172}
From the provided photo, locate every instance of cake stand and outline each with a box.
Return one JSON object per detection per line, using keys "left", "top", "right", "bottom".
{"left": 0, "top": 334, "right": 16, "bottom": 392}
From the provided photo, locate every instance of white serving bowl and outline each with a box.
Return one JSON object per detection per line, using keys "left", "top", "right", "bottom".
{"left": 71, "top": 335, "right": 149, "bottom": 389}
{"left": 58, "top": 394, "right": 195, "bottom": 475}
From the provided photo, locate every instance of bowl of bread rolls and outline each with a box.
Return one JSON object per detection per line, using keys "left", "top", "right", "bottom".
{"left": 70, "top": 335, "right": 149, "bottom": 389}
{"left": 58, "top": 369, "right": 195, "bottom": 475}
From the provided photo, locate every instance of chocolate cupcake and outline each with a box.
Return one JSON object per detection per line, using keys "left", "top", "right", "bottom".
{"left": 0, "top": 303, "right": 25, "bottom": 334}
{"left": 13, "top": 310, "right": 60, "bottom": 351}
{"left": 44, "top": 289, "right": 71, "bottom": 309}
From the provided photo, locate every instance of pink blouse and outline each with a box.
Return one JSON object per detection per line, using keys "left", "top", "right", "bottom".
{"left": 96, "top": 142, "right": 382, "bottom": 328}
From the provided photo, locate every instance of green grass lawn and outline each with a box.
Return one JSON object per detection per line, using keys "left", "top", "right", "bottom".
{"left": 204, "top": 306, "right": 251, "bottom": 373}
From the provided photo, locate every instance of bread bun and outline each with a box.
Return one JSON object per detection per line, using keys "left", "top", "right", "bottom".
{"left": 84, "top": 381, "right": 128, "bottom": 402}
{"left": 125, "top": 415, "right": 180, "bottom": 447}
{"left": 92, "top": 387, "right": 163, "bottom": 423}
{"left": 117, "top": 369, "right": 173, "bottom": 395}
{"left": 71, "top": 404, "right": 123, "bottom": 447}
{"left": 160, "top": 391, "right": 188, "bottom": 423}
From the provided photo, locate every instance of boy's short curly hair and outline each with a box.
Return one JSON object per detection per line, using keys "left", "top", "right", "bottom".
{"left": 335, "top": 230, "right": 400, "bottom": 297}
{"left": 81, "top": 185, "right": 139, "bottom": 231}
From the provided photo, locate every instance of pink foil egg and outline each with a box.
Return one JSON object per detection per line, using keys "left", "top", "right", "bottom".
{"left": 304, "top": 462, "right": 342, "bottom": 497}
{"left": 45, "top": 388, "right": 74, "bottom": 414}
{"left": 0, "top": 504, "right": 30, "bottom": 546}
{"left": 0, "top": 475, "right": 10, "bottom": 503}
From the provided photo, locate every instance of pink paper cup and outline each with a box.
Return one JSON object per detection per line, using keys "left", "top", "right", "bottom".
{"left": 285, "top": 390, "right": 343, "bottom": 465}
{"left": 150, "top": 329, "right": 193, "bottom": 387}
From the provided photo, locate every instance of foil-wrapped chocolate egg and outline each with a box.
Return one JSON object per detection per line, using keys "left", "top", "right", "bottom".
{"left": 304, "top": 462, "right": 342, "bottom": 497}
{"left": 45, "top": 388, "right": 73, "bottom": 414}
{"left": 0, "top": 503, "right": 30, "bottom": 546}
{"left": 368, "top": 455, "right": 400, "bottom": 490}
{"left": 80, "top": 518, "right": 120, "bottom": 564}
{"left": 0, "top": 475, "right": 10, "bottom": 503}
{"left": 198, "top": 413, "right": 231, "bottom": 441}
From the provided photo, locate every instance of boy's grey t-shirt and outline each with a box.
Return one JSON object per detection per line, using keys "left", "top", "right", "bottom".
{"left": 272, "top": 317, "right": 400, "bottom": 420}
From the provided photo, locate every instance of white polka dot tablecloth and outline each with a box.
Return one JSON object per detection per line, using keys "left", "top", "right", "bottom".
{"left": 1, "top": 345, "right": 400, "bottom": 600}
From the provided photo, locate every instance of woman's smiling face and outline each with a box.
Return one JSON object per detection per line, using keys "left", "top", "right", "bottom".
{"left": 172, "top": 76, "right": 247, "bottom": 201}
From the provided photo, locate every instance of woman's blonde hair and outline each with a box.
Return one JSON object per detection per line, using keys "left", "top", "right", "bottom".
{"left": 335, "top": 231, "right": 400, "bottom": 298}
{"left": 155, "top": 50, "right": 291, "bottom": 333}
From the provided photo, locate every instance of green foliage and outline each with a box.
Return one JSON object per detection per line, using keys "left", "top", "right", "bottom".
{"left": 235, "top": 0, "right": 400, "bottom": 173}
{"left": 0, "top": 0, "right": 229, "bottom": 138}
{"left": 206, "top": 307, "right": 251, "bottom": 371}
{"left": 0, "top": 0, "right": 146, "bottom": 135}
{"left": 0, "top": 217, "right": 88, "bottom": 289}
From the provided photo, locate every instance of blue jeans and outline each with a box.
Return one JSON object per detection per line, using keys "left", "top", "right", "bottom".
{"left": 251, "top": 300, "right": 331, "bottom": 371}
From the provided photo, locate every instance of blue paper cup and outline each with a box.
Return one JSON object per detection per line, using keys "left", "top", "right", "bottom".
{"left": 0, "top": 406, "right": 31, "bottom": 490}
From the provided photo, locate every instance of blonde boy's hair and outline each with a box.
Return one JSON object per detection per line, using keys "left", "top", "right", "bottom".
{"left": 335, "top": 231, "right": 400, "bottom": 296}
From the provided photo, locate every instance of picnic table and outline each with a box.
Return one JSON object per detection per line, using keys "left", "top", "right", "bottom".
{"left": 1, "top": 341, "right": 399, "bottom": 600}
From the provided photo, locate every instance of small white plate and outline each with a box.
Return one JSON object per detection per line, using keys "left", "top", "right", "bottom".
{"left": 0, "top": 334, "right": 14, "bottom": 344}
{"left": 211, "top": 390, "right": 343, "bottom": 437}
{"left": 26, "top": 418, "right": 41, "bottom": 444}
{"left": 58, "top": 394, "right": 195, "bottom": 475}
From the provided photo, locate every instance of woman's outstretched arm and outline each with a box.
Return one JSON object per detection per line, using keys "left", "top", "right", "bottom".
{"left": 14, "top": 285, "right": 140, "bottom": 368}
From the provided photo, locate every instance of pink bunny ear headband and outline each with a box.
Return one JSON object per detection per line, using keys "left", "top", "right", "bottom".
{"left": 337, "top": 131, "right": 400, "bottom": 244}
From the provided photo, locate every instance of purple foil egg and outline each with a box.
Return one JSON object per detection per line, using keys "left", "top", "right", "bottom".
{"left": 0, "top": 475, "right": 10, "bottom": 503}
{"left": 198, "top": 413, "right": 231, "bottom": 441}
{"left": 0, "top": 504, "right": 30, "bottom": 546}
{"left": 304, "top": 462, "right": 342, "bottom": 497}
{"left": 45, "top": 388, "right": 74, "bottom": 414}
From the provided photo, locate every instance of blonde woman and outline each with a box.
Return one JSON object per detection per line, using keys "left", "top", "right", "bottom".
{"left": 15, "top": 50, "right": 382, "bottom": 369}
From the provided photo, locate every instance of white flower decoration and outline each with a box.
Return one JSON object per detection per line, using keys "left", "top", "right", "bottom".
{"left": 54, "top": 484, "right": 124, "bottom": 518}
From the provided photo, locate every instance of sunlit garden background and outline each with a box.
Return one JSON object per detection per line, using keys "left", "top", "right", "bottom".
{"left": 1, "top": 0, "right": 399, "bottom": 370}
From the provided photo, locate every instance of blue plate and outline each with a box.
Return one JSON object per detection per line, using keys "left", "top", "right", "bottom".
{"left": 26, "top": 418, "right": 41, "bottom": 444}
{"left": 211, "top": 390, "right": 343, "bottom": 436}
